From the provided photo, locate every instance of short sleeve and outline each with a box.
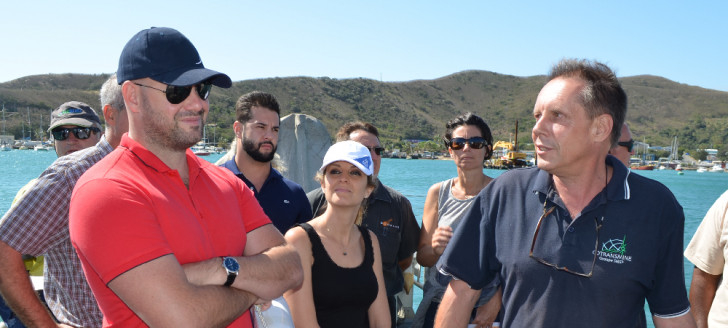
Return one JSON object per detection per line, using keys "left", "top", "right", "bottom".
{"left": 236, "top": 180, "right": 273, "bottom": 233}
{"left": 0, "top": 166, "right": 74, "bottom": 255}
{"left": 685, "top": 190, "right": 728, "bottom": 276}
{"left": 294, "top": 187, "right": 313, "bottom": 225}
{"left": 647, "top": 197, "right": 691, "bottom": 317}
{"left": 397, "top": 196, "right": 419, "bottom": 261}
{"left": 70, "top": 178, "right": 172, "bottom": 284}
{"left": 437, "top": 193, "right": 498, "bottom": 290}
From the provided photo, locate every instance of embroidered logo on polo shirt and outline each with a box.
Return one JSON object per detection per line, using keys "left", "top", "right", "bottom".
{"left": 381, "top": 219, "right": 400, "bottom": 229}
{"left": 379, "top": 218, "right": 400, "bottom": 237}
{"left": 596, "top": 235, "right": 632, "bottom": 264}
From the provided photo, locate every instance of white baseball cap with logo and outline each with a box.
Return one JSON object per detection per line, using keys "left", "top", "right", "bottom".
{"left": 319, "top": 140, "right": 373, "bottom": 176}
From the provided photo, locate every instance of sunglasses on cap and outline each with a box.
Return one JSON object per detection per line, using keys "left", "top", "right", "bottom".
{"left": 133, "top": 82, "right": 213, "bottom": 104}
{"left": 447, "top": 137, "right": 487, "bottom": 150}
{"left": 617, "top": 139, "right": 634, "bottom": 152}
{"left": 51, "top": 127, "right": 100, "bottom": 141}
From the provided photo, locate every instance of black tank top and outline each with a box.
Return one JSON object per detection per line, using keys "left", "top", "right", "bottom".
{"left": 299, "top": 223, "right": 379, "bottom": 328}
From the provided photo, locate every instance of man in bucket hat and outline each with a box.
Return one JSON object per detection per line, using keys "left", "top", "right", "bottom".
{"left": 69, "top": 27, "right": 302, "bottom": 327}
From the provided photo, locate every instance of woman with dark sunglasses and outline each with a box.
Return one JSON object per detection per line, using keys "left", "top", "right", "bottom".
{"left": 413, "top": 112, "right": 500, "bottom": 328}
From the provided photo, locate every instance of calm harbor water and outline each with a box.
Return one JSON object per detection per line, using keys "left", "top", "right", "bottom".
{"left": 1, "top": 150, "right": 726, "bottom": 326}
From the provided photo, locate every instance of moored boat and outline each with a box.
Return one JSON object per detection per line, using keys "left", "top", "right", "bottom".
{"left": 34, "top": 144, "right": 51, "bottom": 151}
{"left": 633, "top": 164, "right": 655, "bottom": 171}
{"left": 191, "top": 146, "right": 210, "bottom": 156}
{"left": 710, "top": 164, "right": 724, "bottom": 172}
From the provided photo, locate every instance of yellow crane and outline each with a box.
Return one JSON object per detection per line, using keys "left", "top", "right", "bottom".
{"left": 486, "top": 120, "right": 529, "bottom": 169}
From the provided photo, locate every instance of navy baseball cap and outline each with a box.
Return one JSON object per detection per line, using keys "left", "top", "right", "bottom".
{"left": 116, "top": 27, "right": 232, "bottom": 88}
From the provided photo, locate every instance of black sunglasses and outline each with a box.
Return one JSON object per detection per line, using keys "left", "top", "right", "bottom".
{"left": 51, "top": 127, "right": 100, "bottom": 141}
{"left": 617, "top": 139, "right": 634, "bottom": 152}
{"left": 367, "top": 146, "right": 385, "bottom": 156}
{"left": 529, "top": 199, "right": 603, "bottom": 278}
{"left": 133, "top": 82, "right": 213, "bottom": 104}
{"left": 447, "top": 137, "right": 487, "bottom": 150}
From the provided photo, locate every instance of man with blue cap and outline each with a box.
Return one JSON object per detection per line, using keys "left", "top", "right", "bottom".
{"left": 69, "top": 27, "right": 302, "bottom": 327}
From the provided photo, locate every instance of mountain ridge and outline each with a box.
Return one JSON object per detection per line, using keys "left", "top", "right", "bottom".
{"left": 1, "top": 70, "right": 727, "bottom": 154}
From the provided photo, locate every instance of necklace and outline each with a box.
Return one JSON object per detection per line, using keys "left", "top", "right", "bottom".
{"left": 325, "top": 227, "right": 350, "bottom": 256}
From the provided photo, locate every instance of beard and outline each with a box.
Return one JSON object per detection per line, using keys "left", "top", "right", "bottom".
{"left": 140, "top": 92, "right": 205, "bottom": 151}
{"left": 242, "top": 137, "right": 276, "bottom": 163}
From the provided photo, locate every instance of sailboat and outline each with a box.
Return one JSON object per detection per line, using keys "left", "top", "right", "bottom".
{"left": 669, "top": 136, "right": 680, "bottom": 164}
{"left": 34, "top": 113, "right": 53, "bottom": 151}
{"left": 632, "top": 137, "right": 655, "bottom": 170}
{"left": 1, "top": 104, "right": 12, "bottom": 151}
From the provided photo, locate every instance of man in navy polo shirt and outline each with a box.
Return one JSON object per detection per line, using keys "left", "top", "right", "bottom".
{"left": 220, "top": 91, "right": 312, "bottom": 233}
{"left": 435, "top": 59, "right": 695, "bottom": 327}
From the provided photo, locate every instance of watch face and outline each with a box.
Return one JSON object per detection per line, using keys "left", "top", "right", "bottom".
{"left": 224, "top": 257, "right": 240, "bottom": 272}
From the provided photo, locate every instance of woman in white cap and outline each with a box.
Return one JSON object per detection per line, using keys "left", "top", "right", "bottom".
{"left": 284, "top": 140, "right": 391, "bottom": 328}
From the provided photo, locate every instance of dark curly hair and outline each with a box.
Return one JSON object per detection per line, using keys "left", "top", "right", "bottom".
{"left": 444, "top": 112, "right": 494, "bottom": 160}
{"left": 236, "top": 91, "right": 281, "bottom": 123}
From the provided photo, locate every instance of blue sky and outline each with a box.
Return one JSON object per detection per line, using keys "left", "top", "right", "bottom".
{"left": 1, "top": 1, "right": 726, "bottom": 91}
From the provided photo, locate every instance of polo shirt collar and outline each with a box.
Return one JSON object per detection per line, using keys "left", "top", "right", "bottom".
{"left": 120, "top": 133, "right": 202, "bottom": 182}
{"left": 221, "top": 157, "right": 280, "bottom": 191}
{"left": 370, "top": 179, "right": 392, "bottom": 203}
{"left": 221, "top": 158, "right": 242, "bottom": 175}
{"left": 605, "top": 154, "right": 631, "bottom": 201}
{"left": 95, "top": 134, "right": 113, "bottom": 153}
{"left": 532, "top": 155, "right": 632, "bottom": 208}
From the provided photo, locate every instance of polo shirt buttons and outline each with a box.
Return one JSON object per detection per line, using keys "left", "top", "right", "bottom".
{"left": 568, "top": 227, "right": 575, "bottom": 233}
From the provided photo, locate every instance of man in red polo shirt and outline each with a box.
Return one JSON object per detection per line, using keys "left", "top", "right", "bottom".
{"left": 69, "top": 27, "right": 302, "bottom": 327}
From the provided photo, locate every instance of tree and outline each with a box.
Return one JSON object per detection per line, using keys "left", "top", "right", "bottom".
{"left": 694, "top": 149, "right": 708, "bottom": 161}
{"left": 416, "top": 140, "right": 444, "bottom": 152}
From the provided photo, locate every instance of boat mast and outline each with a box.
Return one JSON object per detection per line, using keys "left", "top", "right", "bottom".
{"left": 27, "top": 107, "right": 32, "bottom": 141}
{"left": 1, "top": 103, "right": 5, "bottom": 135}
{"left": 513, "top": 120, "right": 519, "bottom": 153}
{"left": 673, "top": 136, "right": 679, "bottom": 161}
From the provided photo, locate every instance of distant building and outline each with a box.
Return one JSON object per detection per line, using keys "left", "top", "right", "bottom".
{"left": 0, "top": 135, "right": 13, "bottom": 145}
{"left": 704, "top": 149, "right": 718, "bottom": 161}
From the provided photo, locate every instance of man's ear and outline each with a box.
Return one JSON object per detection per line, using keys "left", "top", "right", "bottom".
{"left": 121, "top": 81, "right": 141, "bottom": 114}
{"left": 233, "top": 121, "right": 243, "bottom": 139}
{"left": 103, "top": 104, "right": 115, "bottom": 124}
{"left": 592, "top": 114, "right": 613, "bottom": 143}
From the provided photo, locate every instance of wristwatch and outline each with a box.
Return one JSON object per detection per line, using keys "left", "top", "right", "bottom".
{"left": 221, "top": 256, "right": 239, "bottom": 287}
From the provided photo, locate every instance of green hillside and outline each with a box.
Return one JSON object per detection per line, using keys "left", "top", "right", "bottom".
{"left": 2, "top": 71, "right": 727, "bottom": 156}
